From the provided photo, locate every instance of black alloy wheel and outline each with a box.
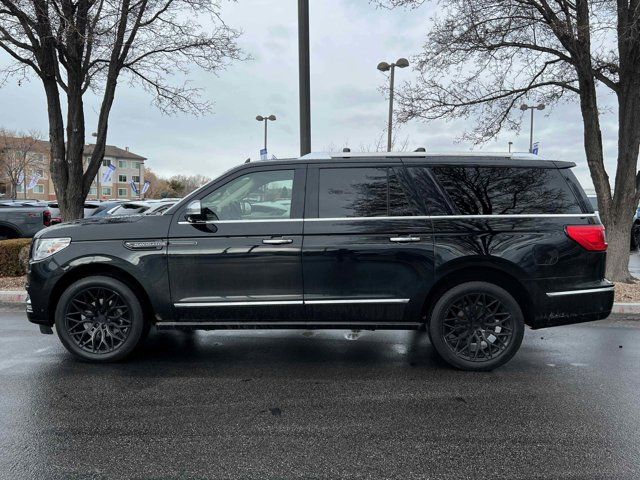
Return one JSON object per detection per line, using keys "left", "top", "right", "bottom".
{"left": 55, "top": 276, "right": 147, "bottom": 362}
{"left": 429, "top": 281, "right": 524, "bottom": 371}
{"left": 64, "top": 286, "right": 132, "bottom": 354}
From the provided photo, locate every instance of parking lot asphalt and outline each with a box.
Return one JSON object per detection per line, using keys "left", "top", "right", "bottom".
{"left": 0, "top": 306, "right": 639, "bottom": 480}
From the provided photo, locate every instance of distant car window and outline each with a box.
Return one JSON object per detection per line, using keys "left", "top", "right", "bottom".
{"left": 431, "top": 166, "right": 582, "bottom": 215}
{"left": 200, "top": 170, "right": 294, "bottom": 221}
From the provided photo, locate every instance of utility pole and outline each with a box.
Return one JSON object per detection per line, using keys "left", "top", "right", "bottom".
{"left": 298, "top": 0, "right": 311, "bottom": 156}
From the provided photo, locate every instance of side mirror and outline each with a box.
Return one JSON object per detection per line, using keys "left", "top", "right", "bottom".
{"left": 185, "top": 200, "right": 204, "bottom": 223}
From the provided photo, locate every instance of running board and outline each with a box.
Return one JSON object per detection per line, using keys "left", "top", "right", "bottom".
{"left": 155, "top": 321, "right": 423, "bottom": 331}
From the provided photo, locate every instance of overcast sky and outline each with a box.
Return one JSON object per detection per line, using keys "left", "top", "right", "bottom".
{"left": 0, "top": 0, "right": 622, "bottom": 191}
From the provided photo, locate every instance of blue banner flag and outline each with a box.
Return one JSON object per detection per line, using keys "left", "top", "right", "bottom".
{"left": 130, "top": 180, "right": 139, "bottom": 195}
{"left": 260, "top": 148, "right": 268, "bottom": 160}
{"left": 141, "top": 180, "right": 150, "bottom": 195}
{"left": 102, "top": 163, "right": 116, "bottom": 183}
{"left": 532, "top": 142, "right": 539, "bottom": 155}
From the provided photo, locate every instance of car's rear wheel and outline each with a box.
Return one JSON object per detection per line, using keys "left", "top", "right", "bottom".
{"left": 55, "top": 276, "right": 146, "bottom": 362}
{"left": 428, "top": 281, "right": 524, "bottom": 371}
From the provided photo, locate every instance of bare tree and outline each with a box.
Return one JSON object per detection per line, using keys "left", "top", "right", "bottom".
{"left": 0, "top": 128, "right": 44, "bottom": 199}
{"left": 376, "top": 0, "right": 640, "bottom": 281}
{"left": 0, "top": 0, "right": 243, "bottom": 220}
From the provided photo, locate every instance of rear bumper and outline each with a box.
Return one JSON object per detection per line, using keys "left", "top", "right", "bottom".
{"left": 530, "top": 282, "right": 614, "bottom": 329}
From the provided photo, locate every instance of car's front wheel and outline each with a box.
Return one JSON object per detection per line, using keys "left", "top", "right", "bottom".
{"left": 55, "top": 276, "right": 147, "bottom": 362}
{"left": 428, "top": 281, "right": 525, "bottom": 371}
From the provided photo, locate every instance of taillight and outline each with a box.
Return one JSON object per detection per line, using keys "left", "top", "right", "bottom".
{"left": 565, "top": 225, "right": 607, "bottom": 251}
{"left": 43, "top": 209, "right": 51, "bottom": 227}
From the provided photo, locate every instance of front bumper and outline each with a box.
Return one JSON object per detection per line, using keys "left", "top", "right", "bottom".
{"left": 530, "top": 282, "right": 614, "bottom": 329}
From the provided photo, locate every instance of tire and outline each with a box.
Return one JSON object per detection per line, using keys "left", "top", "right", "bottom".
{"left": 55, "top": 276, "right": 147, "bottom": 362}
{"left": 0, "top": 226, "right": 19, "bottom": 240}
{"left": 428, "top": 281, "right": 525, "bottom": 371}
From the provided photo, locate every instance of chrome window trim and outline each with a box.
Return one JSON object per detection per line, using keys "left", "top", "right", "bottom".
{"left": 176, "top": 213, "right": 596, "bottom": 225}
{"left": 306, "top": 214, "right": 597, "bottom": 222}
{"left": 546, "top": 286, "right": 614, "bottom": 297}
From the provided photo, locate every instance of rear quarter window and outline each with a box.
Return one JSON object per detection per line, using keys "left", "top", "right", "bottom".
{"left": 431, "top": 166, "right": 582, "bottom": 215}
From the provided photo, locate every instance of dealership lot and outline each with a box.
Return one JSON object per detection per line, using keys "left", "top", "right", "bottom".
{"left": 0, "top": 306, "right": 639, "bottom": 479}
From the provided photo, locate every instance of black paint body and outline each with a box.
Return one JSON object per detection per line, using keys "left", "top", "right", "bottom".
{"left": 26, "top": 155, "right": 613, "bottom": 331}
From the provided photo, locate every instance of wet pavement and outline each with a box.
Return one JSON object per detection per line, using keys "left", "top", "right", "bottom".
{"left": 1, "top": 307, "right": 639, "bottom": 480}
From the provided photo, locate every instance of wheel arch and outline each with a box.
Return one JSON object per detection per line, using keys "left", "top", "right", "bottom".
{"left": 49, "top": 263, "right": 155, "bottom": 324}
{"left": 423, "top": 261, "right": 534, "bottom": 327}
{"left": 0, "top": 222, "right": 21, "bottom": 238}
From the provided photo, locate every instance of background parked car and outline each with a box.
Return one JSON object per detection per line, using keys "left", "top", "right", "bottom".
{"left": 108, "top": 199, "right": 178, "bottom": 216}
{"left": 86, "top": 200, "right": 127, "bottom": 218}
{"left": 0, "top": 201, "right": 51, "bottom": 239}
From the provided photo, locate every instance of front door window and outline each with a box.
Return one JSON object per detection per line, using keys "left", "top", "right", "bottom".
{"left": 201, "top": 170, "right": 294, "bottom": 221}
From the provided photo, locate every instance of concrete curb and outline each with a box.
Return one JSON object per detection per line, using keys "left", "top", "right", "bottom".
{"left": 1, "top": 288, "right": 640, "bottom": 314}
{"left": 611, "top": 303, "right": 640, "bottom": 314}
{"left": 0, "top": 290, "right": 27, "bottom": 303}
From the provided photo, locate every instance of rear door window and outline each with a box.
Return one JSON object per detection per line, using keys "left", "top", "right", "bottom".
{"left": 318, "top": 167, "right": 422, "bottom": 218}
{"left": 431, "top": 166, "right": 582, "bottom": 215}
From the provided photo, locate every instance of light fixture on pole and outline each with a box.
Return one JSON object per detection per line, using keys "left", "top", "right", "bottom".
{"left": 520, "top": 103, "right": 545, "bottom": 153}
{"left": 256, "top": 115, "right": 277, "bottom": 151}
{"left": 377, "top": 57, "right": 409, "bottom": 152}
{"left": 508, "top": 141, "right": 513, "bottom": 152}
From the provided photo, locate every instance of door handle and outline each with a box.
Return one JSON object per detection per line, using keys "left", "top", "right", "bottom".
{"left": 262, "top": 238, "right": 293, "bottom": 245}
{"left": 389, "top": 236, "right": 421, "bottom": 243}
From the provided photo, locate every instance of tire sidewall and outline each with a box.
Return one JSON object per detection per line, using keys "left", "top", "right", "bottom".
{"left": 429, "top": 281, "right": 525, "bottom": 371}
{"left": 55, "top": 275, "right": 145, "bottom": 362}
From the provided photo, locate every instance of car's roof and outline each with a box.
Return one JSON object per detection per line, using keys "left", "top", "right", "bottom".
{"left": 241, "top": 151, "right": 575, "bottom": 169}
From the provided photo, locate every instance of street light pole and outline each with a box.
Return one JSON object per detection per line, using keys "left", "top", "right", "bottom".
{"left": 256, "top": 115, "right": 277, "bottom": 152}
{"left": 520, "top": 103, "right": 545, "bottom": 153}
{"left": 298, "top": 0, "right": 311, "bottom": 156}
{"left": 377, "top": 58, "right": 409, "bottom": 152}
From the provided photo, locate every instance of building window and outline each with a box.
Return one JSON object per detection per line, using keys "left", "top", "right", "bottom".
{"left": 132, "top": 175, "right": 140, "bottom": 183}
{"left": 102, "top": 187, "right": 112, "bottom": 196}
{"left": 118, "top": 160, "right": 128, "bottom": 168}
{"left": 36, "top": 169, "right": 44, "bottom": 178}
{"left": 118, "top": 188, "right": 128, "bottom": 197}
{"left": 33, "top": 185, "right": 44, "bottom": 194}
{"left": 89, "top": 186, "right": 97, "bottom": 196}
{"left": 16, "top": 184, "right": 24, "bottom": 193}
{"left": 118, "top": 174, "right": 127, "bottom": 182}
{"left": 102, "top": 159, "right": 112, "bottom": 167}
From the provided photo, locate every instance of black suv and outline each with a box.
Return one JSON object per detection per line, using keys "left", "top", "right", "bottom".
{"left": 26, "top": 152, "right": 613, "bottom": 370}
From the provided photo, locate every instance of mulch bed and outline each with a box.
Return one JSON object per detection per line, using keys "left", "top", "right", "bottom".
{"left": 614, "top": 281, "right": 640, "bottom": 303}
{"left": 0, "top": 276, "right": 26, "bottom": 291}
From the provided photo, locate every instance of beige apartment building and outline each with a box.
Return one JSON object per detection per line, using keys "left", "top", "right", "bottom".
{"left": 0, "top": 139, "right": 146, "bottom": 201}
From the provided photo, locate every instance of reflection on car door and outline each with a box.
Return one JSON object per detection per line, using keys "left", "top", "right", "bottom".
{"left": 302, "top": 162, "right": 436, "bottom": 325}
{"left": 167, "top": 165, "right": 306, "bottom": 323}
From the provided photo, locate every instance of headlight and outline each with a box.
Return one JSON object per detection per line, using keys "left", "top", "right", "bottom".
{"left": 32, "top": 238, "right": 71, "bottom": 261}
